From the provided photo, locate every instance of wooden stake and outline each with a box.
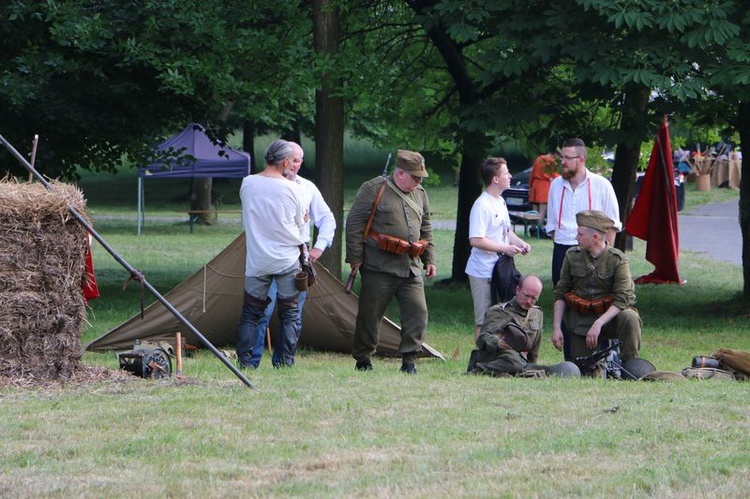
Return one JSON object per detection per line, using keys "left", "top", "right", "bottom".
{"left": 28, "top": 134, "right": 38, "bottom": 182}
{"left": 175, "top": 332, "right": 184, "bottom": 376}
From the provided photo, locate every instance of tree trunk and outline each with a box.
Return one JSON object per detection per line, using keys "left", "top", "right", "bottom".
{"left": 451, "top": 131, "right": 486, "bottom": 282}
{"left": 612, "top": 85, "right": 651, "bottom": 251}
{"left": 243, "top": 120, "right": 259, "bottom": 173}
{"left": 406, "top": 0, "right": 491, "bottom": 282}
{"left": 190, "top": 177, "right": 213, "bottom": 225}
{"left": 738, "top": 100, "right": 750, "bottom": 298}
{"left": 313, "top": 0, "right": 344, "bottom": 278}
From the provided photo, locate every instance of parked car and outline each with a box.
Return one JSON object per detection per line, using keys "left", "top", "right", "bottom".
{"left": 502, "top": 167, "right": 533, "bottom": 212}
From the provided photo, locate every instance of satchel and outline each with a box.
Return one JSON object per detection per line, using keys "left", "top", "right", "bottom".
{"left": 298, "top": 245, "right": 317, "bottom": 291}
{"left": 490, "top": 255, "right": 522, "bottom": 305}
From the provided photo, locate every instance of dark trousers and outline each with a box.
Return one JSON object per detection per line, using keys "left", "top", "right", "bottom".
{"left": 552, "top": 243, "right": 575, "bottom": 361}
{"left": 352, "top": 268, "right": 427, "bottom": 363}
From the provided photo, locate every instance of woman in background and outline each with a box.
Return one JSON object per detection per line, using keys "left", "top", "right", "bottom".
{"left": 528, "top": 153, "right": 559, "bottom": 225}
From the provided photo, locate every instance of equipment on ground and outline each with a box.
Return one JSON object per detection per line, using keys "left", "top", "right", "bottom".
{"left": 118, "top": 340, "right": 173, "bottom": 379}
{"left": 574, "top": 340, "right": 623, "bottom": 379}
{"left": 574, "top": 340, "right": 656, "bottom": 380}
{"left": 692, "top": 356, "right": 720, "bottom": 369}
{"left": 621, "top": 358, "right": 657, "bottom": 380}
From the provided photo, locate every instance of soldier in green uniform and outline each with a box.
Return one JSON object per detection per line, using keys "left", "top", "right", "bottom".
{"left": 552, "top": 210, "right": 642, "bottom": 363}
{"left": 471, "top": 275, "right": 580, "bottom": 377}
{"left": 345, "top": 150, "right": 437, "bottom": 374}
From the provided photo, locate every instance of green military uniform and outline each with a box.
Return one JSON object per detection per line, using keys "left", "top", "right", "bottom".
{"left": 554, "top": 245, "right": 642, "bottom": 362}
{"left": 345, "top": 162, "right": 435, "bottom": 365}
{"left": 474, "top": 299, "right": 543, "bottom": 375}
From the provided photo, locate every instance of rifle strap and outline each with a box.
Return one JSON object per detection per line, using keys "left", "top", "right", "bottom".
{"left": 362, "top": 179, "right": 388, "bottom": 242}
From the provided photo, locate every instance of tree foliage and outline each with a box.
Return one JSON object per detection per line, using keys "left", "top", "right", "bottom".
{"left": 0, "top": 0, "right": 307, "bottom": 178}
{"left": 2, "top": 0, "right": 750, "bottom": 292}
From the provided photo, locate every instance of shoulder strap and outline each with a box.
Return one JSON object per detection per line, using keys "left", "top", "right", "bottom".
{"left": 363, "top": 179, "right": 388, "bottom": 242}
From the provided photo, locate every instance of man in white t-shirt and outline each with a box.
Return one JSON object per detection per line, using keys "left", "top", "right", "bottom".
{"left": 236, "top": 139, "right": 306, "bottom": 369}
{"left": 250, "top": 142, "right": 336, "bottom": 368}
{"left": 545, "top": 138, "right": 621, "bottom": 360}
{"left": 465, "top": 157, "right": 531, "bottom": 338}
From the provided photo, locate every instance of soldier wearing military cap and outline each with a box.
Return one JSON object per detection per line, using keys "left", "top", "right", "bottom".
{"left": 345, "top": 149, "right": 436, "bottom": 374}
{"left": 470, "top": 275, "right": 580, "bottom": 377}
{"left": 546, "top": 138, "right": 621, "bottom": 361}
{"left": 552, "top": 209, "right": 642, "bottom": 365}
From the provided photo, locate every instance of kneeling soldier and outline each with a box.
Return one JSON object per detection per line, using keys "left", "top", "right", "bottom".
{"left": 552, "top": 210, "right": 642, "bottom": 365}
{"left": 471, "top": 275, "right": 579, "bottom": 378}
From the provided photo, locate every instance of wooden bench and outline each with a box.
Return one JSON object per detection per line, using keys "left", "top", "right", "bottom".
{"left": 186, "top": 210, "right": 242, "bottom": 233}
{"left": 508, "top": 210, "right": 543, "bottom": 239}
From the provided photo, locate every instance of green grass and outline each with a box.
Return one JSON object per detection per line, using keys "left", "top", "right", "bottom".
{"left": 2, "top": 165, "right": 749, "bottom": 497}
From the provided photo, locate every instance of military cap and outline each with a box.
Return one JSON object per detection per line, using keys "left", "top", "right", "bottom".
{"left": 502, "top": 323, "right": 528, "bottom": 352}
{"left": 576, "top": 210, "right": 615, "bottom": 233}
{"left": 396, "top": 150, "right": 429, "bottom": 178}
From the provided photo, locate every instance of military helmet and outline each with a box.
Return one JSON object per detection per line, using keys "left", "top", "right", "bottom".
{"left": 545, "top": 361, "right": 581, "bottom": 378}
{"left": 622, "top": 358, "right": 656, "bottom": 380}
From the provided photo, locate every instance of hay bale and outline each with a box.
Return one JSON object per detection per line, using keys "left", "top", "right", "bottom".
{"left": 0, "top": 179, "right": 90, "bottom": 379}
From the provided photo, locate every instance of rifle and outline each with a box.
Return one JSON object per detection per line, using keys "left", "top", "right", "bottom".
{"left": 381, "top": 152, "right": 392, "bottom": 177}
{"left": 345, "top": 153, "right": 392, "bottom": 294}
{"left": 573, "top": 339, "right": 623, "bottom": 379}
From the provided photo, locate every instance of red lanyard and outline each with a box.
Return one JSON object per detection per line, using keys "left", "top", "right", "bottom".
{"left": 557, "top": 180, "right": 591, "bottom": 229}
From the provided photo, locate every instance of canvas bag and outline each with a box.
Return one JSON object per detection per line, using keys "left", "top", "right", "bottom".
{"left": 680, "top": 367, "right": 736, "bottom": 381}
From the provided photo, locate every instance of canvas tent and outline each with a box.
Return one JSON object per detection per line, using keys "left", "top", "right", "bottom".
{"left": 137, "top": 123, "right": 251, "bottom": 234}
{"left": 85, "top": 234, "right": 444, "bottom": 359}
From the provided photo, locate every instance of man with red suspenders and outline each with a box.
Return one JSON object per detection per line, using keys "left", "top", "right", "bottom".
{"left": 545, "top": 138, "right": 621, "bottom": 360}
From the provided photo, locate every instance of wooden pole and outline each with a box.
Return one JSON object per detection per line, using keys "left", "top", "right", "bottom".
{"left": 28, "top": 134, "right": 38, "bottom": 182}
{"left": 175, "top": 332, "right": 184, "bottom": 376}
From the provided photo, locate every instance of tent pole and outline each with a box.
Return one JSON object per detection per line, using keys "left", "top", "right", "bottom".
{"left": 137, "top": 176, "right": 143, "bottom": 236}
{"left": 0, "top": 132, "right": 256, "bottom": 389}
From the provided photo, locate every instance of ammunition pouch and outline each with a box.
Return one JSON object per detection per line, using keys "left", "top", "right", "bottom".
{"left": 371, "top": 232, "right": 429, "bottom": 258}
{"left": 407, "top": 239, "right": 429, "bottom": 258}
{"left": 376, "top": 233, "right": 411, "bottom": 255}
{"left": 563, "top": 292, "right": 614, "bottom": 315}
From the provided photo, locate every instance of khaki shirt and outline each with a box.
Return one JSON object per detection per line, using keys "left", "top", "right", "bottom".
{"left": 345, "top": 175, "right": 435, "bottom": 277}
{"left": 476, "top": 299, "right": 543, "bottom": 364}
{"left": 554, "top": 246, "right": 636, "bottom": 336}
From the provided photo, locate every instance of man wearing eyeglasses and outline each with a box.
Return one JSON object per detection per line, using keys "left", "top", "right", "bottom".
{"left": 345, "top": 149, "right": 437, "bottom": 374}
{"left": 545, "top": 138, "right": 621, "bottom": 360}
{"left": 469, "top": 275, "right": 580, "bottom": 378}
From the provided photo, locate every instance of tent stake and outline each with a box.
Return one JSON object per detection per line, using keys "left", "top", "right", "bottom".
{"left": 0, "top": 132, "right": 255, "bottom": 389}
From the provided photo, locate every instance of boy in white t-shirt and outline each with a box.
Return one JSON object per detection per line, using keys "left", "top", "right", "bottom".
{"left": 465, "top": 157, "right": 531, "bottom": 338}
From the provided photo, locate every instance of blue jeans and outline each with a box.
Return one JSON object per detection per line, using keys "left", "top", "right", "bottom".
{"left": 236, "top": 268, "right": 300, "bottom": 368}
{"left": 251, "top": 279, "right": 306, "bottom": 367}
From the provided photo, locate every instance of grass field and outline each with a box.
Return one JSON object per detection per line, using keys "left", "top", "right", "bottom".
{"left": 1, "top": 167, "right": 749, "bottom": 497}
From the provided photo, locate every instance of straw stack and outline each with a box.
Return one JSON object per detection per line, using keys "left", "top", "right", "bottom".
{"left": 0, "top": 178, "right": 90, "bottom": 379}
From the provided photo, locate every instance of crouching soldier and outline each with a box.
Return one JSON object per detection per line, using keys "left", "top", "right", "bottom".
{"left": 552, "top": 210, "right": 642, "bottom": 366}
{"left": 469, "top": 275, "right": 580, "bottom": 378}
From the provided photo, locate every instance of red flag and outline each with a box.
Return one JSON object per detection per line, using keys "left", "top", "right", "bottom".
{"left": 83, "top": 234, "right": 100, "bottom": 301}
{"left": 625, "top": 117, "right": 685, "bottom": 284}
